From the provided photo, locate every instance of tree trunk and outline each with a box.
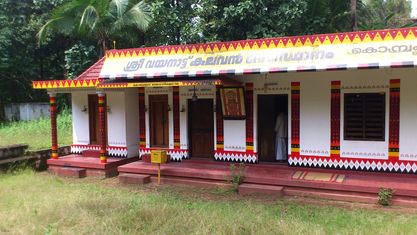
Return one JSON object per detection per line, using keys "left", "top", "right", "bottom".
{"left": 0, "top": 102, "right": 5, "bottom": 122}
{"left": 351, "top": 0, "right": 358, "bottom": 31}
{"left": 98, "top": 38, "right": 107, "bottom": 58}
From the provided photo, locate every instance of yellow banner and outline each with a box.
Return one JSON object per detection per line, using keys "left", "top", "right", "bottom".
{"left": 100, "top": 39, "right": 417, "bottom": 78}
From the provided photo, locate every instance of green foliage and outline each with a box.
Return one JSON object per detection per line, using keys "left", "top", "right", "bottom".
{"left": 228, "top": 163, "right": 247, "bottom": 191}
{"left": 38, "top": 0, "right": 153, "bottom": 54}
{"left": 378, "top": 187, "right": 395, "bottom": 206}
{"left": 0, "top": 0, "right": 70, "bottom": 104}
{"left": 0, "top": 109, "right": 72, "bottom": 150}
{"left": 146, "top": 0, "right": 203, "bottom": 45}
{"left": 358, "top": 0, "right": 414, "bottom": 30}
{"left": 194, "top": 0, "right": 353, "bottom": 42}
{"left": 64, "top": 43, "right": 97, "bottom": 79}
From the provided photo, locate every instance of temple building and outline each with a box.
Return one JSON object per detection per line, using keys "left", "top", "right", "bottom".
{"left": 34, "top": 27, "right": 417, "bottom": 175}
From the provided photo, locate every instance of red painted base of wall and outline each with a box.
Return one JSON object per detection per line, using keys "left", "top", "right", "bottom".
{"left": 82, "top": 150, "right": 100, "bottom": 158}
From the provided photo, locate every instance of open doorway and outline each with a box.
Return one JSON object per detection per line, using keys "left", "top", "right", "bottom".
{"left": 257, "top": 94, "right": 288, "bottom": 162}
{"left": 188, "top": 99, "right": 214, "bottom": 158}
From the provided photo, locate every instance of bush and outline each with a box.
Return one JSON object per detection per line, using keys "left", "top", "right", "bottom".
{"left": 378, "top": 187, "right": 395, "bottom": 206}
{"left": 228, "top": 163, "right": 247, "bottom": 191}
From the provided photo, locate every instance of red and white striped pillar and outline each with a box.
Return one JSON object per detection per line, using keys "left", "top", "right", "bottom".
{"left": 98, "top": 93, "right": 107, "bottom": 163}
{"left": 48, "top": 92, "right": 58, "bottom": 159}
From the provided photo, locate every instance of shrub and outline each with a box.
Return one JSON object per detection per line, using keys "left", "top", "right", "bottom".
{"left": 228, "top": 163, "right": 247, "bottom": 191}
{"left": 378, "top": 187, "right": 395, "bottom": 206}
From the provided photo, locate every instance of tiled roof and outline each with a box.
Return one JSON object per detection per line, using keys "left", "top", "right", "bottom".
{"left": 75, "top": 56, "right": 105, "bottom": 80}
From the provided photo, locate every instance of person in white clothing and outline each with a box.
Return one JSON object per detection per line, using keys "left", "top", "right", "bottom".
{"left": 274, "top": 112, "right": 288, "bottom": 161}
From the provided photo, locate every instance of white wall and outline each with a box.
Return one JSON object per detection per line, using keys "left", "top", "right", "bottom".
{"left": 71, "top": 89, "right": 139, "bottom": 157}
{"left": 223, "top": 120, "right": 246, "bottom": 152}
{"left": 399, "top": 68, "right": 417, "bottom": 161}
{"left": 4, "top": 103, "right": 49, "bottom": 121}
{"left": 107, "top": 92, "right": 127, "bottom": 146}
{"left": 240, "top": 68, "right": 416, "bottom": 161}
{"left": 69, "top": 67, "right": 417, "bottom": 163}
{"left": 72, "top": 91, "right": 90, "bottom": 145}
{"left": 124, "top": 89, "right": 140, "bottom": 156}
{"left": 299, "top": 79, "right": 330, "bottom": 156}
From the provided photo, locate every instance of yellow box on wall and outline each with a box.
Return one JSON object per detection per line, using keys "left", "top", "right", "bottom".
{"left": 151, "top": 150, "right": 168, "bottom": 164}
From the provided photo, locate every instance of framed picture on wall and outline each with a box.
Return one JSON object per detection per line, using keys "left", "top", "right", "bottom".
{"left": 219, "top": 87, "right": 246, "bottom": 120}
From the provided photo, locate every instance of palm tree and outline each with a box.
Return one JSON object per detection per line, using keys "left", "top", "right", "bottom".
{"left": 358, "top": 0, "right": 414, "bottom": 30}
{"left": 351, "top": 0, "right": 357, "bottom": 31}
{"left": 38, "top": 0, "right": 152, "bottom": 56}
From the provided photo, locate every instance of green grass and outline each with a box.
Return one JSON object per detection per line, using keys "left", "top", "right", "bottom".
{"left": 0, "top": 170, "right": 417, "bottom": 235}
{"left": 0, "top": 110, "right": 72, "bottom": 150}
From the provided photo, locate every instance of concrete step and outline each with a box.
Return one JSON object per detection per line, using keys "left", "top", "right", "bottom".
{"left": 238, "top": 183, "right": 284, "bottom": 197}
{"left": 119, "top": 173, "right": 151, "bottom": 185}
{"left": 86, "top": 168, "right": 119, "bottom": 178}
{"left": 150, "top": 176, "right": 232, "bottom": 188}
{"left": 285, "top": 187, "right": 377, "bottom": 204}
{"left": 82, "top": 150, "right": 100, "bottom": 158}
{"left": 118, "top": 162, "right": 229, "bottom": 181}
{"left": 284, "top": 187, "right": 417, "bottom": 207}
{"left": 48, "top": 166, "right": 86, "bottom": 178}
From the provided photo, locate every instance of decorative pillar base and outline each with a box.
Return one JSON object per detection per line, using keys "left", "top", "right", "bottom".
{"left": 98, "top": 93, "right": 107, "bottom": 164}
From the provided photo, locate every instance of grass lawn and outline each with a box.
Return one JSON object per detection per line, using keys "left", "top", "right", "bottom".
{"left": 0, "top": 110, "right": 72, "bottom": 150}
{"left": 1, "top": 170, "right": 417, "bottom": 234}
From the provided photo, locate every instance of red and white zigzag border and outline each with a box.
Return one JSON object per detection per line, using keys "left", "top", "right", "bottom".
{"left": 71, "top": 144, "right": 128, "bottom": 158}
{"left": 139, "top": 148, "right": 189, "bottom": 161}
{"left": 289, "top": 155, "right": 417, "bottom": 173}
{"left": 214, "top": 150, "right": 257, "bottom": 163}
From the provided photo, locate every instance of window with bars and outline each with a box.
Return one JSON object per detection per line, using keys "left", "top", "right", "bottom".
{"left": 344, "top": 93, "right": 386, "bottom": 141}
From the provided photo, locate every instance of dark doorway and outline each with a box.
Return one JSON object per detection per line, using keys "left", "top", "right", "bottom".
{"left": 88, "top": 94, "right": 100, "bottom": 144}
{"left": 188, "top": 99, "right": 214, "bottom": 158}
{"left": 88, "top": 94, "right": 107, "bottom": 145}
{"left": 149, "top": 95, "right": 169, "bottom": 148}
{"left": 257, "top": 94, "right": 288, "bottom": 162}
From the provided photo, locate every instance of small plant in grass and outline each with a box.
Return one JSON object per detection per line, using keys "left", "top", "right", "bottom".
{"left": 228, "top": 163, "right": 247, "bottom": 191}
{"left": 378, "top": 187, "right": 395, "bottom": 206}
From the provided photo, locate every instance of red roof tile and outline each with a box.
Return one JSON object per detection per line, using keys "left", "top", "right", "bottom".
{"left": 75, "top": 56, "right": 105, "bottom": 80}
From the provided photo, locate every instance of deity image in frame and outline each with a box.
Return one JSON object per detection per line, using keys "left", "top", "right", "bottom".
{"left": 219, "top": 87, "right": 246, "bottom": 120}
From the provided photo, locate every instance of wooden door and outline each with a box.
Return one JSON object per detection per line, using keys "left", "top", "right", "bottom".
{"left": 88, "top": 94, "right": 107, "bottom": 145}
{"left": 189, "top": 99, "right": 214, "bottom": 158}
{"left": 258, "top": 95, "right": 276, "bottom": 162}
{"left": 149, "top": 95, "right": 169, "bottom": 148}
{"left": 88, "top": 94, "right": 100, "bottom": 144}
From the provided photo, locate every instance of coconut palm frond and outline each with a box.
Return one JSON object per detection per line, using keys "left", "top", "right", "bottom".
{"left": 110, "top": 0, "right": 129, "bottom": 18}
{"left": 56, "top": 16, "right": 78, "bottom": 35}
{"left": 126, "top": 1, "right": 152, "bottom": 32}
{"left": 37, "top": 16, "right": 76, "bottom": 45}
{"left": 37, "top": 18, "right": 61, "bottom": 45}
{"left": 79, "top": 5, "right": 100, "bottom": 32}
{"left": 51, "top": 0, "right": 87, "bottom": 18}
